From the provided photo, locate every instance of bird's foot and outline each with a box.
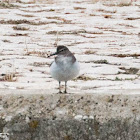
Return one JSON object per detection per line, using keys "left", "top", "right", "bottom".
{"left": 57, "top": 91, "right": 63, "bottom": 94}
{"left": 57, "top": 91, "right": 68, "bottom": 94}
{"left": 64, "top": 90, "right": 67, "bottom": 94}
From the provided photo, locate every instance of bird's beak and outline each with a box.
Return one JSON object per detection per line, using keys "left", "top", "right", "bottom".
{"left": 47, "top": 52, "right": 57, "bottom": 57}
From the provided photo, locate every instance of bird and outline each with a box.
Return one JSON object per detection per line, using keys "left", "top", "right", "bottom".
{"left": 48, "top": 45, "right": 80, "bottom": 93}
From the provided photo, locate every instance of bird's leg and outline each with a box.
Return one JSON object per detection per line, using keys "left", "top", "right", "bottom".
{"left": 64, "top": 81, "right": 67, "bottom": 93}
{"left": 58, "top": 81, "right": 62, "bottom": 93}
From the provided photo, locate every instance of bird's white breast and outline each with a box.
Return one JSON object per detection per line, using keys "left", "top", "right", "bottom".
{"left": 50, "top": 56, "right": 80, "bottom": 81}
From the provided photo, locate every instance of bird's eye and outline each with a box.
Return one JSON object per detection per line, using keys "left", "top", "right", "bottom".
{"left": 59, "top": 49, "right": 65, "bottom": 52}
